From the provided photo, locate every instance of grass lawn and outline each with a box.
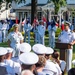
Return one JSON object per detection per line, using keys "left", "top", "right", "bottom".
{"left": 0, "top": 37, "right": 75, "bottom": 75}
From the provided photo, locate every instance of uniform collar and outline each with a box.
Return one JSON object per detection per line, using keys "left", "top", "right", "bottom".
{"left": 0, "top": 62, "right": 6, "bottom": 66}
{"left": 65, "top": 28, "right": 71, "bottom": 32}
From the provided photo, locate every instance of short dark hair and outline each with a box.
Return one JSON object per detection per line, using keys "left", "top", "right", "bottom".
{"left": 35, "top": 56, "right": 46, "bottom": 67}
{"left": 68, "top": 68, "right": 75, "bottom": 75}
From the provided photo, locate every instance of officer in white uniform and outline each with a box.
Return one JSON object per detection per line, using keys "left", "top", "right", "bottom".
{"left": 58, "top": 22, "right": 75, "bottom": 72}
{"left": 0, "top": 47, "right": 15, "bottom": 75}
{"left": 19, "top": 52, "right": 39, "bottom": 74}
{"left": 2, "top": 20, "right": 9, "bottom": 42}
{"left": 48, "top": 20, "right": 57, "bottom": 48}
{"left": 24, "top": 19, "right": 32, "bottom": 43}
{"left": 4, "top": 47, "right": 21, "bottom": 75}
{"left": 0, "top": 21, "right": 2, "bottom": 43}
{"left": 33, "top": 22, "right": 39, "bottom": 43}
{"left": 7, "top": 24, "right": 24, "bottom": 57}
{"left": 38, "top": 20, "right": 46, "bottom": 45}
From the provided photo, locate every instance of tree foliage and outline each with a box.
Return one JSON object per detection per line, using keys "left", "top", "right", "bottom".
{"left": 50, "top": 0, "right": 66, "bottom": 14}
{"left": 0, "top": 0, "right": 26, "bottom": 4}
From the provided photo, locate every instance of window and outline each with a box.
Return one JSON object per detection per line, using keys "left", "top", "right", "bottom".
{"left": 37, "top": 12, "right": 42, "bottom": 20}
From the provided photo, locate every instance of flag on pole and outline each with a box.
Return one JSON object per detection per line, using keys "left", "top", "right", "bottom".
{"left": 9, "top": 18, "right": 14, "bottom": 29}
{"left": 33, "top": 17, "right": 39, "bottom": 25}
{"left": 42, "top": 15, "right": 47, "bottom": 23}
{"left": 22, "top": 16, "right": 26, "bottom": 26}
{"left": 16, "top": 17, "right": 18, "bottom": 24}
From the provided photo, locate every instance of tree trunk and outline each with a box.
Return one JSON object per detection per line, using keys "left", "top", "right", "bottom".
{"left": 31, "top": 0, "right": 37, "bottom": 24}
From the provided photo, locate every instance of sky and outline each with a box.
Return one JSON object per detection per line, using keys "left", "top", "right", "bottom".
{"left": 25, "top": 0, "right": 47, "bottom": 4}
{"left": 18, "top": 0, "right": 48, "bottom": 7}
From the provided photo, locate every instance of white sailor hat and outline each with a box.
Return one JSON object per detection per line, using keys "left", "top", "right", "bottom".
{"left": 19, "top": 52, "right": 39, "bottom": 65}
{"left": 0, "top": 47, "right": 7, "bottom": 56}
{"left": 72, "top": 60, "right": 75, "bottom": 65}
{"left": 13, "top": 24, "right": 19, "bottom": 28}
{"left": 32, "top": 44, "right": 47, "bottom": 54}
{"left": 64, "top": 21, "right": 71, "bottom": 26}
{"left": 19, "top": 43, "right": 31, "bottom": 53}
{"left": 46, "top": 47, "right": 54, "bottom": 54}
{"left": 6, "top": 47, "right": 13, "bottom": 53}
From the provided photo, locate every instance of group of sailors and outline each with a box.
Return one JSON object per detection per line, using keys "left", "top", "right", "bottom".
{"left": 0, "top": 16, "right": 75, "bottom": 75}
{"left": 0, "top": 43, "right": 66, "bottom": 75}
{"left": 0, "top": 20, "right": 9, "bottom": 43}
{"left": 23, "top": 18, "right": 57, "bottom": 49}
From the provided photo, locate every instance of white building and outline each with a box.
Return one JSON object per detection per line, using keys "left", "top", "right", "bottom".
{"left": 67, "top": 0, "right": 75, "bottom": 27}
{"left": 0, "top": 0, "right": 75, "bottom": 27}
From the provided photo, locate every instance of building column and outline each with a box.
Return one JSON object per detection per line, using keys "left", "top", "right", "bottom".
{"left": 49, "top": 9, "right": 51, "bottom": 22}
{"left": 59, "top": 11, "right": 61, "bottom": 27}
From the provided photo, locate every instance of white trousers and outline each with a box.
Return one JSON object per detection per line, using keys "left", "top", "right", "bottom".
{"left": 66, "top": 49, "right": 72, "bottom": 72}
{"left": 38, "top": 34, "right": 44, "bottom": 45}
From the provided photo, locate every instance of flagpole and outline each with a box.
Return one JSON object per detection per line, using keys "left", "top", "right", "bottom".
{"left": 19, "top": 15, "right": 22, "bottom": 32}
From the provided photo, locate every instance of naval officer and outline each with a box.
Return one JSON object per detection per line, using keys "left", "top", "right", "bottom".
{"left": 7, "top": 24, "right": 24, "bottom": 57}
{"left": 58, "top": 22, "right": 75, "bottom": 72}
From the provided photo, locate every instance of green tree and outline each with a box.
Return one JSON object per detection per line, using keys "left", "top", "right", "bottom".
{"left": 0, "top": 0, "right": 37, "bottom": 24}
{"left": 31, "top": 0, "right": 37, "bottom": 24}
{"left": 50, "top": 0, "right": 66, "bottom": 20}
{"left": 51, "top": 0, "right": 66, "bottom": 14}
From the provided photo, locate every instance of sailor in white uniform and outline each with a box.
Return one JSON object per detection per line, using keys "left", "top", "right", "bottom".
{"left": 0, "top": 21, "right": 2, "bottom": 43}
{"left": 21, "top": 70, "right": 34, "bottom": 75}
{"left": 0, "top": 47, "right": 15, "bottom": 75}
{"left": 7, "top": 24, "right": 24, "bottom": 57}
{"left": 43, "top": 47, "right": 62, "bottom": 75}
{"left": 32, "top": 44, "right": 59, "bottom": 75}
{"left": 33, "top": 22, "right": 39, "bottom": 43}
{"left": 24, "top": 19, "right": 32, "bottom": 43}
{"left": 4, "top": 47, "right": 21, "bottom": 75}
{"left": 19, "top": 52, "right": 39, "bottom": 74}
{"left": 38, "top": 20, "right": 46, "bottom": 45}
{"left": 48, "top": 20, "right": 57, "bottom": 48}
{"left": 58, "top": 22, "right": 75, "bottom": 72}
{"left": 2, "top": 20, "right": 9, "bottom": 42}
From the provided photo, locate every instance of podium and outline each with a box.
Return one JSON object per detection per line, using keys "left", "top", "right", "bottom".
{"left": 55, "top": 42, "right": 72, "bottom": 61}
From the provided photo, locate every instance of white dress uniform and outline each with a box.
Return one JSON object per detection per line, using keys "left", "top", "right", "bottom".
{"left": 33, "top": 25, "right": 39, "bottom": 43}
{"left": 2, "top": 23, "right": 9, "bottom": 42}
{"left": 0, "top": 22, "right": 2, "bottom": 43}
{"left": 24, "top": 23, "right": 32, "bottom": 44}
{"left": 38, "top": 24, "right": 45, "bottom": 45}
{"left": 0, "top": 47, "right": 15, "bottom": 75}
{"left": 43, "top": 61, "right": 58, "bottom": 75}
{"left": 58, "top": 29, "right": 75, "bottom": 72}
{"left": 38, "top": 72, "right": 46, "bottom": 75}
{"left": 19, "top": 52, "right": 39, "bottom": 72}
{"left": 0, "top": 62, "right": 15, "bottom": 75}
{"left": 7, "top": 31, "right": 24, "bottom": 57}
{"left": 48, "top": 24, "right": 57, "bottom": 48}
{"left": 4, "top": 59, "right": 21, "bottom": 75}
{"left": 60, "top": 60, "right": 66, "bottom": 72}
